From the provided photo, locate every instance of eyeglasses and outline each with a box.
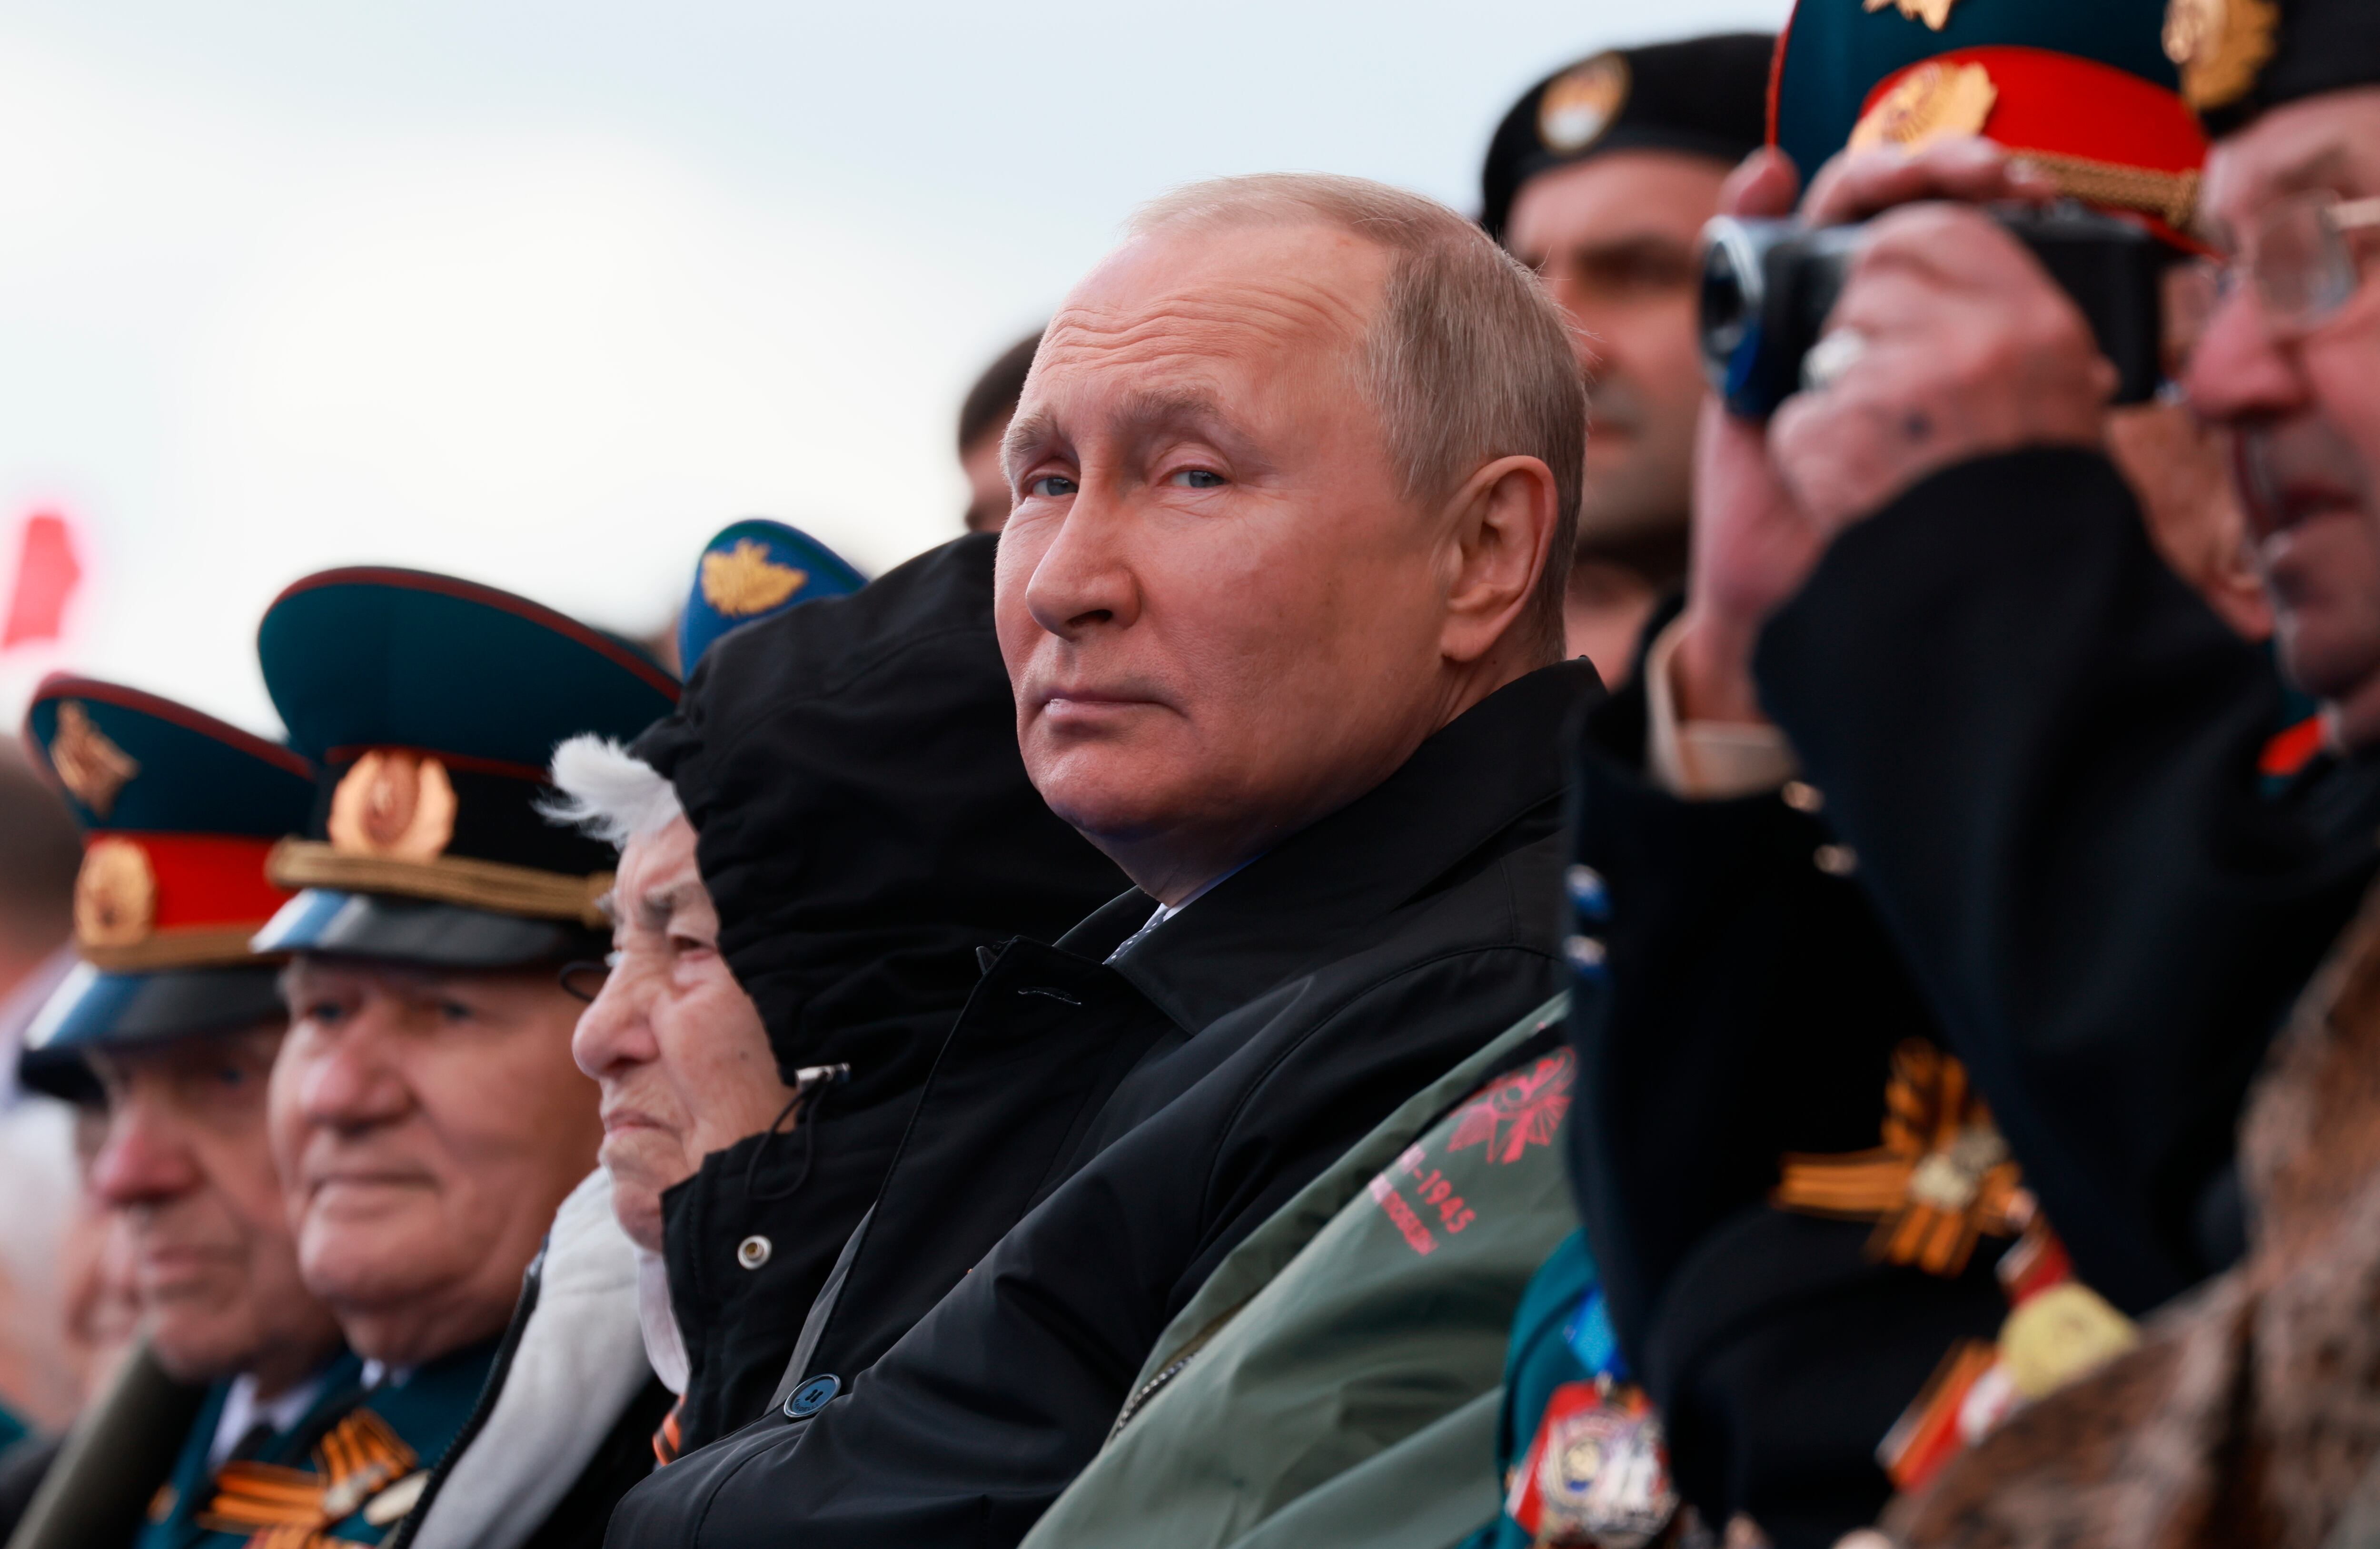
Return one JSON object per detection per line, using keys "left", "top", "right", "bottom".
{"left": 2171, "top": 190, "right": 2380, "bottom": 357}
{"left": 559, "top": 955, "right": 616, "bottom": 1004}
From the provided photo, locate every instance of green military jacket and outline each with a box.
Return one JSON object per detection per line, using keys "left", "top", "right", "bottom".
{"left": 1020, "top": 992, "right": 1580, "bottom": 1549}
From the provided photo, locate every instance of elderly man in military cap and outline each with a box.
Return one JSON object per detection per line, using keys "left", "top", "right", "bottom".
{"left": 0, "top": 678, "right": 345, "bottom": 1549}
{"left": 248, "top": 567, "right": 678, "bottom": 1549}
{"left": 1555, "top": 10, "right": 2291, "bottom": 1542}
{"left": 1482, "top": 33, "right": 1774, "bottom": 681}
{"left": 1596, "top": 0, "right": 2380, "bottom": 1539}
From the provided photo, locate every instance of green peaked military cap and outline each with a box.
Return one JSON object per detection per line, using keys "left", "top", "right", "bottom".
{"left": 253, "top": 566, "right": 679, "bottom": 969}
{"left": 19, "top": 676, "right": 317, "bottom": 1101}
{"left": 1772, "top": 0, "right": 2181, "bottom": 180}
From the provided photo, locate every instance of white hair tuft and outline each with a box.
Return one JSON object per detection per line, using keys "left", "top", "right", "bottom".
{"left": 541, "top": 735, "right": 682, "bottom": 849}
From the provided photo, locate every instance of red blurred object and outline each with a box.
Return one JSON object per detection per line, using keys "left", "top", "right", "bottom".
{"left": 2, "top": 513, "right": 82, "bottom": 651}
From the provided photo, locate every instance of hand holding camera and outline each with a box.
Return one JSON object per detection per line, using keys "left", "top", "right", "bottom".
{"left": 1667, "top": 140, "right": 2127, "bottom": 723}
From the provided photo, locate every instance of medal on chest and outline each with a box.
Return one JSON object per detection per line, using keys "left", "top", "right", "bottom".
{"left": 1505, "top": 1291, "right": 1678, "bottom": 1548}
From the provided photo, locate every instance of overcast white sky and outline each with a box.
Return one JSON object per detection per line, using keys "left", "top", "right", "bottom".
{"left": 0, "top": 0, "right": 1787, "bottom": 731}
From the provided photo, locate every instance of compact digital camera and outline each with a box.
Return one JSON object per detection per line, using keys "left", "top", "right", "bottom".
{"left": 1698, "top": 202, "right": 2172, "bottom": 420}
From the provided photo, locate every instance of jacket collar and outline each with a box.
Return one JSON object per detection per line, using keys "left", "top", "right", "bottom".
{"left": 1056, "top": 661, "right": 1599, "bottom": 1035}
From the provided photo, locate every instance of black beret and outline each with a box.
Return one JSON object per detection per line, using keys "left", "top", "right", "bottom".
{"left": 1481, "top": 33, "right": 1776, "bottom": 245}
{"left": 2178, "top": 0, "right": 2380, "bottom": 134}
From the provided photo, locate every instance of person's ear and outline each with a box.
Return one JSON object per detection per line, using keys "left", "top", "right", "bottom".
{"left": 1438, "top": 454, "right": 1560, "bottom": 664}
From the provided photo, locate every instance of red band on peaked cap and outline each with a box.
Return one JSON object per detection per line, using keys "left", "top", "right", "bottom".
{"left": 1858, "top": 47, "right": 2209, "bottom": 174}
{"left": 101, "top": 832, "right": 294, "bottom": 931}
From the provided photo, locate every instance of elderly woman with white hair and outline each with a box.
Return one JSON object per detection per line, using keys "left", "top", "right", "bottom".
{"left": 546, "top": 529, "right": 1126, "bottom": 1465}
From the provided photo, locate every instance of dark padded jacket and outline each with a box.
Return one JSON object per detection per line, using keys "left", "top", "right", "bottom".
{"left": 1753, "top": 448, "right": 2380, "bottom": 1314}
{"left": 604, "top": 660, "right": 1599, "bottom": 1547}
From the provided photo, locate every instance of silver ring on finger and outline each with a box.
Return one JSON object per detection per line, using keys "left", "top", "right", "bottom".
{"left": 1800, "top": 327, "right": 1870, "bottom": 395}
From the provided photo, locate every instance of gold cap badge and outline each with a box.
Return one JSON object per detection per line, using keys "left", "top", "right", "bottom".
{"left": 50, "top": 702, "right": 140, "bottom": 818}
{"left": 1865, "top": 0, "right": 1962, "bottom": 30}
{"left": 1537, "top": 54, "right": 1631, "bottom": 155}
{"left": 75, "top": 838, "right": 156, "bottom": 951}
{"left": 2165, "top": 0, "right": 2279, "bottom": 111}
{"left": 328, "top": 751, "right": 457, "bottom": 864}
{"left": 1849, "top": 62, "right": 2001, "bottom": 156}
{"left": 701, "top": 540, "right": 809, "bottom": 619}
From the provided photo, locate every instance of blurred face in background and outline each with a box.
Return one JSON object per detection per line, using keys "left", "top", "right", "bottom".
{"left": 1505, "top": 149, "right": 1729, "bottom": 561}
{"left": 272, "top": 958, "right": 600, "bottom": 1366}
{"left": 573, "top": 816, "right": 795, "bottom": 1253}
{"left": 88, "top": 1024, "right": 340, "bottom": 1395}
{"left": 963, "top": 422, "right": 1014, "bottom": 533}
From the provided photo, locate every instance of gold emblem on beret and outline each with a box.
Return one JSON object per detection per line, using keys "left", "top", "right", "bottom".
{"left": 1537, "top": 54, "right": 1631, "bottom": 155}
{"left": 75, "top": 838, "right": 155, "bottom": 950}
{"left": 700, "top": 540, "right": 809, "bottom": 619}
{"left": 2165, "top": 0, "right": 2278, "bottom": 111}
{"left": 1849, "top": 61, "right": 2001, "bottom": 156}
{"left": 50, "top": 701, "right": 139, "bottom": 818}
{"left": 1865, "top": 0, "right": 1962, "bottom": 30}
{"left": 328, "top": 751, "right": 457, "bottom": 864}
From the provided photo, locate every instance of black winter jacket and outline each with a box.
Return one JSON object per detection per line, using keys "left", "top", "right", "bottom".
{"left": 1754, "top": 448, "right": 2380, "bottom": 1313}
{"left": 605, "top": 659, "right": 1599, "bottom": 1547}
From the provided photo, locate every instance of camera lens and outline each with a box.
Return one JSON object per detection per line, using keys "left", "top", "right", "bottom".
{"left": 1699, "top": 217, "right": 1765, "bottom": 395}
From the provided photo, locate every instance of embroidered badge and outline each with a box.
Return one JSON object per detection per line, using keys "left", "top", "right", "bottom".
{"left": 1849, "top": 61, "right": 2000, "bottom": 156}
{"left": 1368, "top": 1050, "right": 1575, "bottom": 1255}
{"left": 1447, "top": 1049, "right": 1574, "bottom": 1164}
{"left": 327, "top": 750, "right": 457, "bottom": 864}
{"left": 74, "top": 838, "right": 155, "bottom": 950}
{"left": 1865, "top": 0, "right": 1960, "bottom": 30}
{"left": 2164, "top": 0, "right": 2279, "bottom": 112}
{"left": 50, "top": 701, "right": 139, "bottom": 817}
{"left": 700, "top": 539, "right": 809, "bottom": 618}
{"left": 1537, "top": 55, "right": 1631, "bottom": 154}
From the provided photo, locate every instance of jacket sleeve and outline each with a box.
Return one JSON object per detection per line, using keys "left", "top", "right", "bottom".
{"left": 1566, "top": 657, "right": 1936, "bottom": 1374}
{"left": 1753, "top": 447, "right": 2380, "bottom": 1312}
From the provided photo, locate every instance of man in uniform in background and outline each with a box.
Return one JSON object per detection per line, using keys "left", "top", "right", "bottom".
{"left": 249, "top": 567, "right": 678, "bottom": 1548}
{"left": 958, "top": 331, "right": 1042, "bottom": 533}
{"left": 2, "top": 678, "right": 344, "bottom": 1549}
{"left": 1481, "top": 34, "right": 1774, "bottom": 681}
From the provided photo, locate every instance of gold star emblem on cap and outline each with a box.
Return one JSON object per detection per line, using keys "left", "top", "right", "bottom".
{"left": 328, "top": 750, "right": 457, "bottom": 864}
{"left": 50, "top": 701, "right": 139, "bottom": 817}
{"left": 1865, "top": 0, "right": 1961, "bottom": 32}
{"left": 1849, "top": 61, "right": 2000, "bottom": 156}
{"left": 2165, "top": 0, "right": 2279, "bottom": 111}
{"left": 1537, "top": 54, "right": 1631, "bottom": 155}
{"left": 74, "top": 838, "right": 155, "bottom": 950}
{"left": 701, "top": 539, "right": 809, "bottom": 618}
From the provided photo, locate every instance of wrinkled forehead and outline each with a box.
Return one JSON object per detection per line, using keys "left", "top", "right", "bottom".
{"left": 2203, "top": 90, "right": 2380, "bottom": 245}
{"left": 1029, "top": 221, "right": 1390, "bottom": 401}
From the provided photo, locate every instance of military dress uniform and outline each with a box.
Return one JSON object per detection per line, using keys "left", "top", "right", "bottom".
{"left": 3, "top": 678, "right": 354, "bottom": 1549}
{"left": 243, "top": 568, "right": 680, "bottom": 1549}
{"left": 1560, "top": 5, "right": 2380, "bottom": 1544}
